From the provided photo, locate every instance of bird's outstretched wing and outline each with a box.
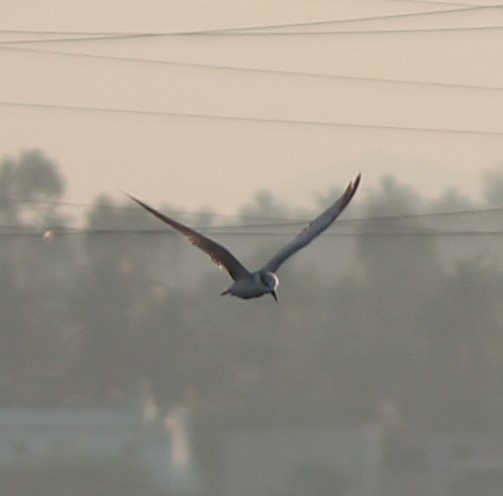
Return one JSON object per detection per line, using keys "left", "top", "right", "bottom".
{"left": 126, "top": 194, "right": 250, "bottom": 281}
{"left": 261, "top": 173, "right": 361, "bottom": 273}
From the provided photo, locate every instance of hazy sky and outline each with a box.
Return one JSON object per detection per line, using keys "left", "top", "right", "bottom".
{"left": 1, "top": 0, "right": 502, "bottom": 213}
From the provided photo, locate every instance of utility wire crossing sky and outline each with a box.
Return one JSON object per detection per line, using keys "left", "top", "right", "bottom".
{"left": 0, "top": 0, "right": 502, "bottom": 211}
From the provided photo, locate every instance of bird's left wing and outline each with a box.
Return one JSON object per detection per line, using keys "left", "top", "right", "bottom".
{"left": 261, "top": 173, "right": 361, "bottom": 273}
{"left": 126, "top": 194, "right": 250, "bottom": 281}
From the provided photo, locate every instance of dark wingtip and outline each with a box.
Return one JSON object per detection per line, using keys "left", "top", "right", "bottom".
{"left": 353, "top": 173, "right": 362, "bottom": 190}
{"left": 123, "top": 190, "right": 141, "bottom": 204}
{"left": 124, "top": 191, "right": 159, "bottom": 215}
{"left": 345, "top": 173, "right": 361, "bottom": 201}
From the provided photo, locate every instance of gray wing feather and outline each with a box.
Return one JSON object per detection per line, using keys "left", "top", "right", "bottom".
{"left": 126, "top": 194, "right": 250, "bottom": 281}
{"left": 261, "top": 174, "right": 361, "bottom": 273}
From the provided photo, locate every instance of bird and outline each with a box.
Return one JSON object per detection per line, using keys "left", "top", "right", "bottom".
{"left": 126, "top": 174, "right": 360, "bottom": 301}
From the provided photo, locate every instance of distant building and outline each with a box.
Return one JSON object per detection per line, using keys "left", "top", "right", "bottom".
{"left": 0, "top": 397, "right": 201, "bottom": 494}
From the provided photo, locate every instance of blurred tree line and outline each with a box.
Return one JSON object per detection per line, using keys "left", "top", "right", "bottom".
{"left": 0, "top": 149, "right": 502, "bottom": 442}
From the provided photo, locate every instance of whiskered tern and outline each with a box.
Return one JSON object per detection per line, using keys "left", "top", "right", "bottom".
{"left": 127, "top": 174, "right": 360, "bottom": 301}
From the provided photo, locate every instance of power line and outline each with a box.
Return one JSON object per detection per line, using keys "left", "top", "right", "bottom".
{"left": 0, "top": 196, "right": 262, "bottom": 220}
{"left": 3, "top": 45, "right": 502, "bottom": 93}
{"left": 1, "top": 227, "right": 503, "bottom": 238}
{"left": 0, "top": 29, "right": 127, "bottom": 35}
{"left": 212, "top": 4, "right": 503, "bottom": 33}
{"left": 1, "top": 99, "right": 501, "bottom": 137}
{"left": 0, "top": 4, "right": 502, "bottom": 46}
{"left": 212, "top": 25, "right": 503, "bottom": 35}
{"left": 1, "top": 23, "right": 503, "bottom": 45}
{"left": 393, "top": 0, "right": 490, "bottom": 7}
{"left": 208, "top": 25, "right": 503, "bottom": 36}
{"left": 0, "top": 200, "right": 502, "bottom": 227}
{"left": 5, "top": 195, "right": 503, "bottom": 217}
{"left": 0, "top": 4, "right": 499, "bottom": 38}
{"left": 337, "top": 207, "right": 503, "bottom": 223}
{"left": 0, "top": 33, "right": 152, "bottom": 45}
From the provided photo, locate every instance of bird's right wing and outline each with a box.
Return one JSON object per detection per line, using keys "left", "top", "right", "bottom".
{"left": 126, "top": 194, "right": 250, "bottom": 281}
{"left": 261, "top": 174, "right": 361, "bottom": 273}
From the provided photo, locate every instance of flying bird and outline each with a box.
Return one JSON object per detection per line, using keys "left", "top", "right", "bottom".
{"left": 126, "top": 174, "right": 360, "bottom": 301}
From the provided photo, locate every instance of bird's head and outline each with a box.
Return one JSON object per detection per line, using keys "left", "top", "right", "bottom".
{"left": 259, "top": 271, "right": 279, "bottom": 301}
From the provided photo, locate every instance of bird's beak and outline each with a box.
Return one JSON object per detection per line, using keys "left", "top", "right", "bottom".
{"left": 271, "top": 290, "right": 278, "bottom": 302}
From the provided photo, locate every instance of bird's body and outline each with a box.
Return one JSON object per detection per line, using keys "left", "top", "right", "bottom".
{"left": 221, "top": 271, "right": 279, "bottom": 300}
{"left": 127, "top": 174, "right": 360, "bottom": 301}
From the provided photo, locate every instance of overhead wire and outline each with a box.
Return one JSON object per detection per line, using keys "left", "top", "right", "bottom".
{"left": 1, "top": 227, "right": 503, "bottom": 238}
{"left": 203, "top": 25, "right": 503, "bottom": 36}
{"left": 1, "top": 196, "right": 503, "bottom": 236}
{"left": 1, "top": 195, "right": 502, "bottom": 237}
{"left": 0, "top": 6, "right": 500, "bottom": 103}
{"left": 0, "top": 4, "right": 500, "bottom": 231}
{"left": 0, "top": 3, "right": 501, "bottom": 41}
{"left": 0, "top": 3, "right": 501, "bottom": 45}
{"left": 1, "top": 196, "right": 502, "bottom": 218}
{"left": 2, "top": 45, "right": 502, "bottom": 92}
{"left": 392, "top": 0, "right": 491, "bottom": 7}
{"left": 0, "top": 99, "right": 502, "bottom": 137}
{"left": 206, "top": 3, "right": 503, "bottom": 33}
{"left": 0, "top": 196, "right": 502, "bottom": 226}
{"left": 1, "top": 23, "right": 503, "bottom": 45}
{"left": 203, "top": 25, "right": 503, "bottom": 35}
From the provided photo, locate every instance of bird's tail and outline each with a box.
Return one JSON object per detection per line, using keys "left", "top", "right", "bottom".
{"left": 220, "top": 290, "right": 229, "bottom": 296}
